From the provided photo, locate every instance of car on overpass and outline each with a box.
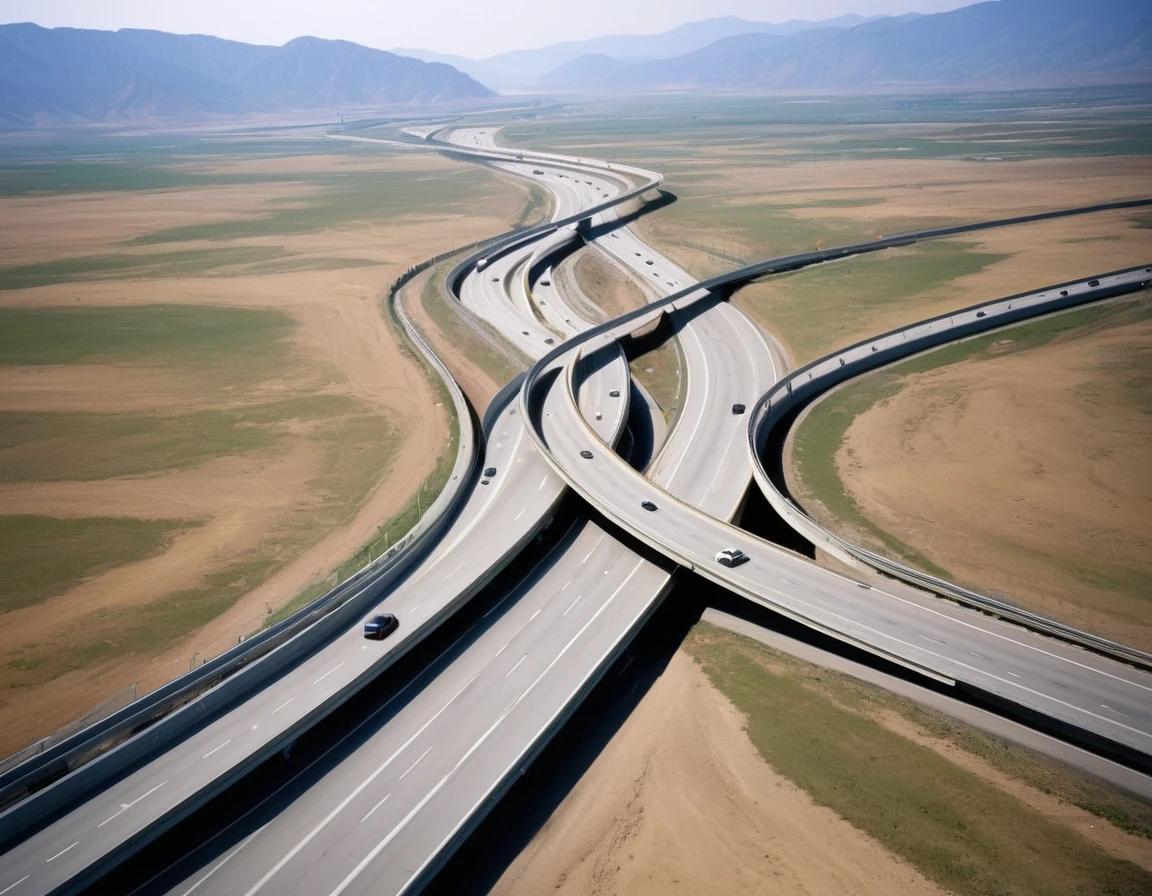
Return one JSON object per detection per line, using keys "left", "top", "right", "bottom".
{"left": 363, "top": 613, "right": 399, "bottom": 639}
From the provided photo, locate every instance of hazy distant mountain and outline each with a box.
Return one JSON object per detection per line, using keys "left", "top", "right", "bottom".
{"left": 394, "top": 14, "right": 891, "bottom": 90}
{"left": 536, "top": 54, "right": 630, "bottom": 89}
{"left": 573, "top": 0, "right": 1152, "bottom": 91}
{"left": 0, "top": 23, "right": 493, "bottom": 125}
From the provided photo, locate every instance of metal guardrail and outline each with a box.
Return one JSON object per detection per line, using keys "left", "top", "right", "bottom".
{"left": 748, "top": 266, "right": 1152, "bottom": 674}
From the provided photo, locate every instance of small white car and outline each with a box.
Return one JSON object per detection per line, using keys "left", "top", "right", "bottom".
{"left": 714, "top": 548, "right": 748, "bottom": 568}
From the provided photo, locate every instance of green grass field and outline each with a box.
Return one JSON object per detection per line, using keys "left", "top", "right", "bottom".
{"left": 0, "top": 304, "right": 294, "bottom": 365}
{"left": 736, "top": 240, "right": 1009, "bottom": 364}
{"left": 0, "top": 395, "right": 381, "bottom": 483}
{"left": 126, "top": 164, "right": 516, "bottom": 245}
{"left": 0, "top": 515, "right": 197, "bottom": 615}
{"left": 685, "top": 623, "right": 1152, "bottom": 896}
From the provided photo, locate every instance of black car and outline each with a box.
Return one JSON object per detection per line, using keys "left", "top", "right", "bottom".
{"left": 731, "top": 403, "right": 746, "bottom": 415}
{"left": 641, "top": 500, "right": 658, "bottom": 512}
{"left": 609, "top": 389, "right": 620, "bottom": 398}
{"left": 363, "top": 613, "right": 398, "bottom": 640}
{"left": 484, "top": 466, "right": 497, "bottom": 477}
{"left": 1088, "top": 279, "right": 1100, "bottom": 287}
{"left": 580, "top": 449, "right": 594, "bottom": 459}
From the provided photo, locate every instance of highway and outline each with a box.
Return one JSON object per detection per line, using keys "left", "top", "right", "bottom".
{"left": 522, "top": 269, "right": 1152, "bottom": 763}
{"left": 2, "top": 120, "right": 1150, "bottom": 896}
{"left": 0, "top": 131, "right": 653, "bottom": 894}
{"left": 130, "top": 129, "right": 782, "bottom": 896}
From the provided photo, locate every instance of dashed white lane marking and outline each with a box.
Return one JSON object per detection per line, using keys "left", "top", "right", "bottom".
{"left": 202, "top": 740, "right": 232, "bottom": 760}
{"left": 399, "top": 746, "right": 433, "bottom": 780}
{"left": 514, "top": 508, "right": 525, "bottom": 521}
{"left": 313, "top": 662, "right": 346, "bottom": 686}
{"left": 581, "top": 551, "right": 593, "bottom": 564}
{"left": 272, "top": 697, "right": 295, "bottom": 714}
{"left": 360, "top": 793, "right": 391, "bottom": 824}
{"left": 442, "top": 564, "right": 462, "bottom": 582}
{"left": 970, "top": 651, "right": 985, "bottom": 659}
{"left": 240, "top": 676, "right": 475, "bottom": 896}
{"left": 46, "top": 842, "right": 78, "bottom": 863}
{"left": 538, "top": 475, "right": 549, "bottom": 491}
{"left": 0, "top": 876, "right": 30, "bottom": 894}
{"left": 506, "top": 655, "right": 528, "bottom": 678}
{"left": 779, "top": 577, "right": 797, "bottom": 587}
{"left": 563, "top": 595, "right": 583, "bottom": 617}
{"left": 494, "top": 642, "right": 509, "bottom": 658}
{"left": 529, "top": 609, "right": 542, "bottom": 622}
{"left": 1007, "top": 670, "right": 1021, "bottom": 679}
{"left": 560, "top": 580, "right": 571, "bottom": 592}
{"left": 98, "top": 779, "right": 169, "bottom": 828}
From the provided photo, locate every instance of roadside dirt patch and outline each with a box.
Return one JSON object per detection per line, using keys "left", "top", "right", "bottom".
{"left": 492, "top": 651, "right": 946, "bottom": 896}
{"left": 834, "top": 303, "right": 1152, "bottom": 651}
{"left": 569, "top": 245, "right": 648, "bottom": 319}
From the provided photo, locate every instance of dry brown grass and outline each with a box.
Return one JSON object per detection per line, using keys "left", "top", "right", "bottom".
{"left": 0, "top": 148, "right": 525, "bottom": 756}
{"left": 836, "top": 300, "right": 1152, "bottom": 651}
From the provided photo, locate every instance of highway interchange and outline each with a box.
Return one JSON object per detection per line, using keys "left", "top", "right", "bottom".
{"left": 1, "top": 124, "right": 1150, "bottom": 895}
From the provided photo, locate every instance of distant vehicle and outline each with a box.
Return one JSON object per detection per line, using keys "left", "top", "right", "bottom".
{"left": 522, "top": 330, "right": 529, "bottom": 335}
{"left": 976, "top": 310, "right": 986, "bottom": 318}
{"left": 1060, "top": 290, "right": 1069, "bottom": 296}
{"left": 1088, "top": 279, "right": 1100, "bottom": 287}
{"left": 492, "top": 276, "right": 499, "bottom": 282}
{"left": 544, "top": 337, "right": 555, "bottom": 344}
{"left": 714, "top": 548, "right": 747, "bottom": 568}
{"left": 484, "top": 466, "right": 496, "bottom": 477}
{"left": 731, "top": 403, "right": 746, "bottom": 415}
{"left": 645, "top": 260, "right": 654, "bottom": 265}
{"left": 363, "top": 613, "right": 398, "bottom": 640}
{"left": 634, "top": 252, "right": 642, "bottom": 256}
{"left": 480, "top": 479, "right": 490, "bottom": 486}
{"left": 585, "top": 180, "right": 592, "bottom": 185}
{"left": 641, "top": 500, "right": 658, "bottom": 512}
{"left": 580, "top": 449, "right": 594, "bottom": 459}
{"left": 609, "top": 389, "right": 620, "bottom": 397}
{"left": 540, "top": 279, "right": 551, "bottom": 286}
{"left": 476, "top": 258, "right": 489, "bottom": 271}
{"left": 533, "top": 169, "right": 545, "bottom": 175}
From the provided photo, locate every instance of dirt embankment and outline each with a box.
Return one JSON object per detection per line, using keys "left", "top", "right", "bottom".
{"left": 492, "top": 650, "right": 947, "bottom": 896}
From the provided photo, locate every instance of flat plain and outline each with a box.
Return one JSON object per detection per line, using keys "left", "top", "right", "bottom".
{"left": 0, "top": 134, "right": 528, "bottom": 756}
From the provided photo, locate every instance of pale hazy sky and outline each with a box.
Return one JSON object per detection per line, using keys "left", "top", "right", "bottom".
{"left": 0, "top": 0, "right": 973, "bottom": 58}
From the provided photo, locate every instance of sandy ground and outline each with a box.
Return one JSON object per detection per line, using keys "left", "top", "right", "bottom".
{"left": 0, "top": 150, "right": 524, "bottom": 755}
{"left": 833, "top": 302, "right": 1152, "bottom": 651}
{"left": 493, "top": 651, "right": 947, "bottom": 896}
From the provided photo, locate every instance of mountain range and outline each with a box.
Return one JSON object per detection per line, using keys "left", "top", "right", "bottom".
{"left": 2, "top": 1, "right": 1149, "bottom": 127}
{"left": 0, "top": 23, "right": 493, "bottom": 125}
{"left": 394, "top": 14, "right": 887, "bottom": 90}
{"left": 539, "top": 0, "right": 1152, "bottom": 91}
